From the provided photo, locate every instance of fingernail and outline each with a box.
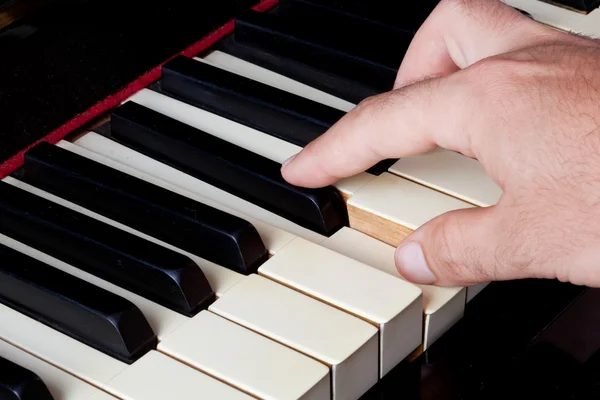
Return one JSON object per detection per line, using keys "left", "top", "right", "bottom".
{"left": 395, "top": 242, "right": 436, "bottom": 284}
{"left": 281, "top": 154, "right": 297, "bottom": 169}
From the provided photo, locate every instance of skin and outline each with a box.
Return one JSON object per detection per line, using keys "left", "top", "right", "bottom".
{"left": 281, "top": 0, "right": 600, "bottom": 288}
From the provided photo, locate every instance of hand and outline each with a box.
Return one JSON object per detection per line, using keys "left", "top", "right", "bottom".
{"left": 281, "top": 0, "right": 600, "bottom": 288}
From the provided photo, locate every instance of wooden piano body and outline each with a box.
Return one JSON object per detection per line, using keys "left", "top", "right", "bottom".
{"left": 1, "top": 0, "right": 600, "bottom": 399}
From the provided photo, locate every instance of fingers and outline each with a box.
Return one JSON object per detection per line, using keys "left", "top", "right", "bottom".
{"left": 394, "top": 0, "right": 558, "bottom": 88}
{"left": 394, "top": 205, "right": 536, "bottom": 286}
{"left": 281, "top": 0, "right": 558, "bottom": 189}
{"left": 282, "top": 74, "right": 475, "bottom": 188}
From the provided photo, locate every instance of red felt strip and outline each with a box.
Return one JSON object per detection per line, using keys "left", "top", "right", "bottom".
{"left": 0, "top": 0, "right": 279, "bottom": 179}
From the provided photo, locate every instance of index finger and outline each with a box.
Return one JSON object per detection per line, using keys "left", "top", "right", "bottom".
{"left": 281, "top": 0, "right": 557, "bottom": 189}
{"left": 281, "top": 74, "right": 474, "bottom": 188}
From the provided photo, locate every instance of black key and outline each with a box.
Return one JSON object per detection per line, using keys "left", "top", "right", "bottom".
{"left": 0, "top": 356, "right": 54, "bottom": 400}
{"left": 232, "top": 9, "right": 408, "bottom": 94}
{"left": 0, "top": 243, "right": 157, "bottom": 364}
{"left": 284, "top": 0, "right": 440, "bottom": 33}
{"left": 516, "top": 8, "right": 535, "bottom": 19}
{"left": 162, "top": 56, "right": 344, "bottom": 148}
{"left": 160, "top": 57, "right": 396, "bottom": 175}
{"left": 217, "top": 34, "right": 381, "bottom": 104}
{"left": 109, "top": 102, "right": 348, "bottom": 236}
{"left": 0, "top": 181, "right": 214, "bottom": 317}
{"left": 547, "top": 0, "right": 599, "bottom": 12}
{"left": 15, "top": 142, "right": 268, "bottom": 275}
{"left": 218, "top": 1, "right": 418, "bottom": 103}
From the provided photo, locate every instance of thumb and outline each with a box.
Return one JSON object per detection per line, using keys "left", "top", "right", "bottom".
{"left": 394, "top": 205, "right": 530, "bottom": 286}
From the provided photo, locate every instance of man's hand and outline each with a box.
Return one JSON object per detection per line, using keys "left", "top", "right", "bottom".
{"left": 281, "top": 0, "right": 600, "bottom": 287}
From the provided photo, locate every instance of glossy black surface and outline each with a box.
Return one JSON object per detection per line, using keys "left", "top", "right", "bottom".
{"left": 286, "top": 0, "right": 440, "bottom": 33}
{"left": 2, "top": 0, "right": 600, "bottom": 398}
{"left": 0, "top": 243, "right": 156, "bottom": 363}
{"left": 230, "top": 7, "right": 409, "bottom": 97}
{"left": 159, "top": 56, "right": 395, "bottom": 175}
{"left": 216, "top": 34, "right": 379, "bottom": 104}
{"left": 0, "top": 181, "right": 214, "bottom": 316}
{"left": 360, "top": 279, "right": 595, "bottom": 399}
{"left": 216, "top": 0, "right": 436, "bottom": 104}
{"left": 0, "top": 355, "right": 54, "bottom": 400}
{"left": 109, "top": 102, "right": 348, "bottom": 236}
{"left": 241, "top": 4, "right": 409, "bottom": 71}
{"left": 0, "top": 0, "right": 260, "bottom": 165}
{"left": 162, "top": 56, "right": 344, "bottom": 147}
{"left": 549, "top": 0, "right": 599, "bottom": 11}
{"left": 15, "top": 142, "right": 268, "bottom": 275}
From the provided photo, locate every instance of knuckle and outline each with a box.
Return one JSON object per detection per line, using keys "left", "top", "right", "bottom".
{"left": 350, "top": 94, "right": 385, "bottom": 127}
{"left": 468, "top": 58, "right": 521, "bottom": 91}
{"left": 354, "top": 91, "right": 404, "bottom": 118}
{"left": 461, "top": 58, "right": 533, "bottom": 118}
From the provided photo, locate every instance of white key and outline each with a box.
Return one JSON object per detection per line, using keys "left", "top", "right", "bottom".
{"left": 210, "top": 274, "right": 379, "bottom": 400}
{"left": 3, "top": 174, "right": 242, "bottom": 299}
{"left": 158, "top": 310, "right": 330, "bottom": 400}
{"left": 0, "top": 231, "right": 186, "bottom": 341}
{"left": 129, "top": 88, "right": 299, "bottom": 165}
{"left": 0, "top": 301, "right": 253, "bottom": 399}
{"left": 195, "top": 53, "right": 377, "bottom": 198}
{"left": 72, "top": 132, "right": 327, "bottom": 246}
{"left": 321, "top": 227, "right": 466, "bottom": 349}
{"left": 501, "top": 0, "right": 600, "bottom": 37}
{"left": 467, "top": 282, "right": 490, "bottom": 303}
{"left": 0, "top": 338, "right": 115, "bottom": 400}
{"left": 58, "top": 138, "right": 296, "bottom": 255}
{"left": 85, "top": 393, "right": 119, "bottom": 400}
{"left": 126, "top": 88, "right": 375, "bottom": 198}
{"left": 258, "top": 237, "right": 423, "bottom": 377}
{"left": 347, "top": 172, "right": 474, "bottom": 246}
{"left": 106, "top": 351, "right": 253, "bottom": 400}
{"left": 200, "top": 50, "right": 355, "bottom": 112}
{"left": 0, "top": 301, "right": 127, "bottom": 390}
{"left": 388, "top": 147, "right": 502, "bottom": 207}
{"left": 0, "top": 236, "right": 326, "bottom": 399}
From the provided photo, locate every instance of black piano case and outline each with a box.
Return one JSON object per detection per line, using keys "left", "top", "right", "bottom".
{"left": 0, "top": 0, "right": 277, "bottom": 178}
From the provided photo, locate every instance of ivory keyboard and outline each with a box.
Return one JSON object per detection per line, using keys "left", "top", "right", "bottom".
{"left": 1, "top": 0, "right": 599, "bottom": 399}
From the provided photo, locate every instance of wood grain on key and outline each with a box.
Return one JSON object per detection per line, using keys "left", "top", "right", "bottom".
{"left": 345, "top": 173, "right": 474, "bottom": 247}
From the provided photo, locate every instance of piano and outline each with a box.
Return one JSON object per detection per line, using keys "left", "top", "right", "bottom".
{"left": 1, "top": 0, "right": 599, "bottom": 399}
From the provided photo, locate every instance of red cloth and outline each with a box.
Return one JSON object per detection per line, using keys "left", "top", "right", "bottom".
{"left": 0, "top": 0, "right": 278, "bottom": 179}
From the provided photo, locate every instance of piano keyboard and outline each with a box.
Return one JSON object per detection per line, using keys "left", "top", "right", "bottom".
{"left": 0, "top": 338, "right": 116, "bottom": 400}
{"left": 2, "top": 0, "right": 598, "bottom": 399}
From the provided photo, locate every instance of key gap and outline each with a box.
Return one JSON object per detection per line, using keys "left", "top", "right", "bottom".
{"left": 538, "top": 0, "right": 599, "bottom": 13}
{"left": 155, "top": 347, "right": 261, "bottom": 400}
{"left": 205, "top": 310, "right": 332, "bottom": 368}
{"left": 0, "top": 336, "right": 120, "bottom": 398}
{"left": 256, "top": 271, "right": 380, "bottom": 328}
{"left": 384, "top": 171, "right": 487, "bottom": 208}
{"left": 205, "top": 308, "right": 336, "bottom": 400}
{"left": 255, "top": 269, "right": 385, "bottom": 379}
